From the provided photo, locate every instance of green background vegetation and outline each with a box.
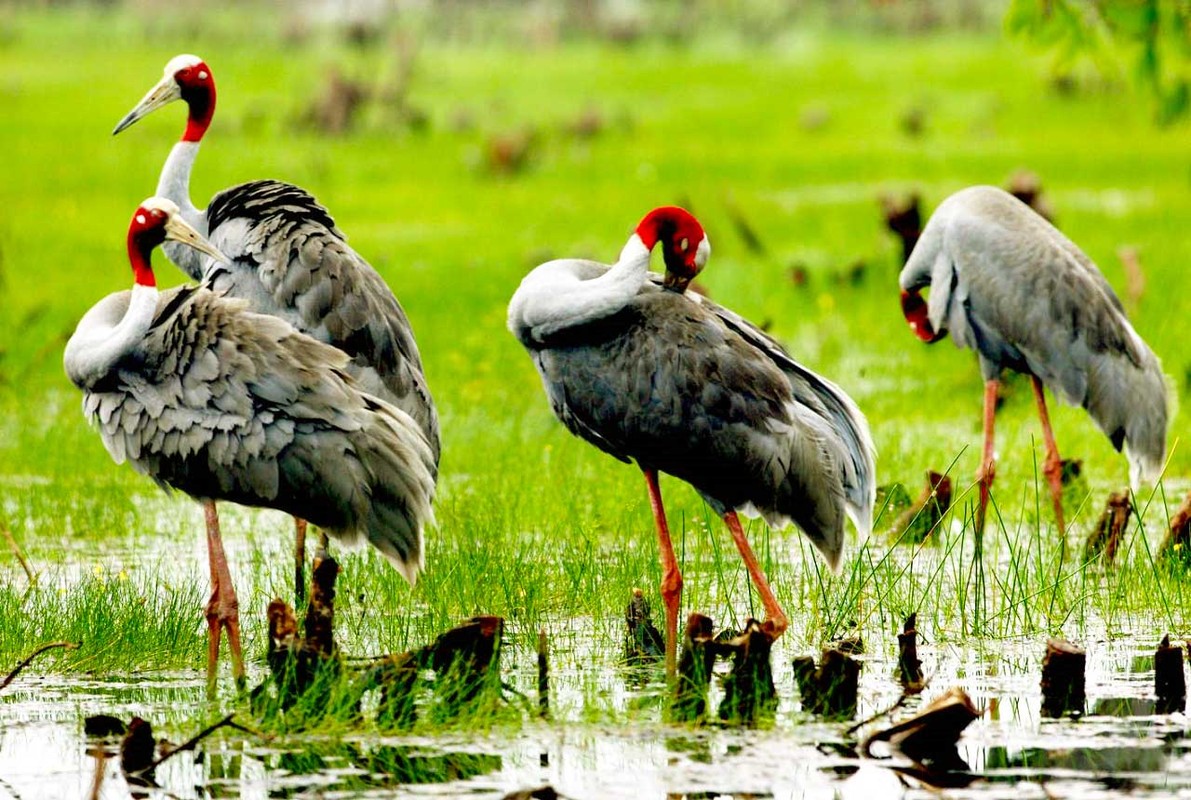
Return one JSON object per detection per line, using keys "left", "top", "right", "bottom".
{"left": 1, "top": 3, "right": 1189, "bottom": 697}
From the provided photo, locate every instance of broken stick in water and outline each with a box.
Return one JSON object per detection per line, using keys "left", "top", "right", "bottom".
{"left": 0, "top": 640, "right": 77, "bottom": 693}
{"left": 1085, "top": 490, "right": 1132, "bottom": 565}
{"left": 897, "top": 613, "right": 926, "bottom": 693}
{"left": 863, "top": 687, "right": 981, "bottom": 773}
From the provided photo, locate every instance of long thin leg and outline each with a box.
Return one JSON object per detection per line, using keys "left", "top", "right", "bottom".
{"left": 643, "top": 469, "right": 682, "bottom": 681}
{"left": 204, "top": 500, "right": 246, "bottom": 692}
{"left": 1031, "top": 375, "right": 1067, "bottom": 536}
{"left": 294, "top": 518, "right": 308, "bottom": 606}
{"left": 976, "top": 379, "right": 999, "bottom": 535}
{"left": 723, "top": 511, "right": 788, "bottom": 638}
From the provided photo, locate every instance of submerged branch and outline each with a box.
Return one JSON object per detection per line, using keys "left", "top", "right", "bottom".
{"left": 0, "top": 641, "right": 77, "bottom": 693}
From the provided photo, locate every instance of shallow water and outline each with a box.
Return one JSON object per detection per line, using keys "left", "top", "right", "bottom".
{"left": 3, "top": 624, "right": 1190, "bottom": 799}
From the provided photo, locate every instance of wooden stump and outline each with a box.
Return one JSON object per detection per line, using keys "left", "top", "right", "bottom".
{"left": 1155, "top": 635, "right": 1186, "bottom": 714}
{"left": 1161, "top": 490, "right": 1191, "bottom": 565}
{"left": 880, "top": 192, "right": 921, "bottom": 263}
{"left": 1040, "top": 638, "right": 1085, "bottom": 718}
{"left": 624, "top": 588, "right": 664, "bottom": 665}
{"left": 1085, "top": 491, "right": 1132, "bottom": 565}
{"left": 120, "top": 717, "right": 157, "bottom": 786}
{"left": 896, "top": 613, "right": 925, "bottom": 692}
{"left": 794, "top": 648, "right": 860, "bottom": 719}
{"left": 717, "top": 620, "right": 777, "bottom": 724}
{"left": 892, "top": 471, "right": 951, "bottom": 543}
{"left": 671, "top": 613, "right": 716, "bottom": 723}
{"left": 257, "top": 559, "right": 503, "bottom": 728}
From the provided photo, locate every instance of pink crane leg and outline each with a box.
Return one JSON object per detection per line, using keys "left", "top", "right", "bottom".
{"left": 723, "top": 511, "right": 789, "bottom": 639}
{"left": 1031, "top": 376, "right": 1067, "bottom": 536}
{"left": 643, "top": 469, "right": 682, "bottom": 680}
{"left": 976, "top": 379, "right": 999, "bottom": 535}
{"left": 203, "top": 500, "right": 246, "bottom": 691}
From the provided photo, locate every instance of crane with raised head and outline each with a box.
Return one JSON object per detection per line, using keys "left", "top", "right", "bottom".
{"left": 899, "top": 185, "right": 1167, "bottom": 535}
{"left": 508, "top": 206, "right": 875, "bottom": 678}
{"left": 112, "top": 54, "right": 439, "bottom": 600}
{"left": 65, "top": 198, "right": 437, "bottom": 689}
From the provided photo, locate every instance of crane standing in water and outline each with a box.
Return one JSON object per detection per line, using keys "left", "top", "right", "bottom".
{"left": 113, "top": 55, "right": 439, "bottom": 600}
{"left": 899, "top": 185, "right": 1167, "bottom": 535}
{"left": 509, "top": 206, "right": 875, "bottom": 678}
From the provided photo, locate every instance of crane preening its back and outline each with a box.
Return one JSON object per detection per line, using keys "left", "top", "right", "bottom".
{"left": 64, "top": 198, "right": 437, "bottom": 689}
{"left": 899, "top": 185, "right": 1168, "bottom": 535}
{"left": 113, "top": 54, "right": 439, "bottom": 599}
{"left": 508, "top": 206, "right": 876, "bottom": 678}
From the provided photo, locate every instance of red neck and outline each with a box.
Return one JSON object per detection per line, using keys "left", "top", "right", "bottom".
{"left": 182, "top": 80, "right": 216, "bottom": 143}
{"left": 127, "top": 232, "right": 158, "bottom": 287}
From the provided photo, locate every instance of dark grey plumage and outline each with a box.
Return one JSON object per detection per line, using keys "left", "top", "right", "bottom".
{"left": 66, "top": 285, "right": 436, "bottom": 579}
{"left": 899, "top": 185, "right": 1167, "bottom": 485}
{"left": 168, "top": 179, "right": 440, "bottom": 467}
{"left": 512, "top": 264, "right": 875, "bottom": 567}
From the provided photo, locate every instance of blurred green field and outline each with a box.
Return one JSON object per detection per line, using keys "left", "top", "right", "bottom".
{"left": 1, "top": 5, "right": 1190, "bottom": 679}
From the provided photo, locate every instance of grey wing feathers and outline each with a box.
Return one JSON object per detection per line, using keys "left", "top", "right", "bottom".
{"left": 707, "top": 298, "right": 877, "bottom": 537}
{"left": 203, "top": 179, "right": 440, "bottom": 465}
{"left": 528, "top": 279, "right": 874, "bottom": 570}
{"left": 901, "top": 185, "right": 1168, "bottom": 485}
{"left": 85, "top": 287, "right": 436, "bottom": 583}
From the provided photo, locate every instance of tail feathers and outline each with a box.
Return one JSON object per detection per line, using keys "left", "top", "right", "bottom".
{"left": 331, "top": 398, "right": 437, "bottom": 585}
{"left": 1079, "top": 343, "right": 1168, "bottom": 492}
{"left": 789, "top": 363, "right": 877, "bottom": 540}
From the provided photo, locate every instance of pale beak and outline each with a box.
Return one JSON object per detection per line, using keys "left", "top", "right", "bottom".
{"left": 164, "top": 215, "right": 229, "bottom": 265}
{"left": 112, "top": 75, "right": 182, "bottom": 135}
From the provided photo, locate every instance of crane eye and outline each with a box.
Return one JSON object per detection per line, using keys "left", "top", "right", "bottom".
{"left": 680, "top": 237, "right": 689, "bottom": 252}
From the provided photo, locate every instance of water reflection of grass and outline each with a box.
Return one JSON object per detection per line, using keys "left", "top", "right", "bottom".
{"left": 2, "top": 4, "right": 1190, "bottom": 729}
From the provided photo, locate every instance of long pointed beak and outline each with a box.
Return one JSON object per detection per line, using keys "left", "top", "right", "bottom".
{"left": 164, "top": 215, "right": 229, "bottom": 265}
{"left": 113, "top": 75, "right": 181, "bottom": 135}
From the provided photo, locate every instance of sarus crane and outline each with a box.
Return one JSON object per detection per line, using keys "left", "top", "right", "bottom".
{"left": 508, "top": 206, "right": 875, "bottom": 678}
{"left": 113, "top": 54, "right": 439, "bottom": 599}
{"left": 899, "top": 185, "right": 1167, "bottom": 535}
{"left": 64, "top": 198, "right": 437, "bottom": 688}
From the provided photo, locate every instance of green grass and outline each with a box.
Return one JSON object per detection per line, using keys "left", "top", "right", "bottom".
{"left": 2, "top": 5, "right": 1190, "bottom": 712}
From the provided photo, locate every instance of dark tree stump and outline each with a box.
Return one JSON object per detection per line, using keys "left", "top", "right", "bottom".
{"left": 896, "top": 613, "right": 925, "bottom": 692}
{"left": 624, "top": 588, "right": 664, "bottom": 665}
{"left": 1155, "top": 635, "right": 1186, "bottom": 714}
{"left": 1040, "top": 638, "right": 1085, "bottom": 718}
{"left": 371, "top": 616, "right": 504, "bottom": 729}
{"left": 717, "top": 620, "right": 777, "bottom": 724}
{"left": 304, "top": 556, "right": 339, "bottom": 659}
{"left": 892, "top": 471, "right": 952, "bottom": 544}
{"left": 1085, "top": 491, "right": 1132, "bottom": 565}
{"left": 671, "top": 613, "right": 716, "bottom": 723}
{"left": 373, "top": 653, "right": 419, "bottom": 730}
{"left": 120, "top": 717, "right": 157, "bottom": 787}
{"left": 794, "top": 648, "right": 860, "bottom": 719}
{"left": 880, "top": 192, "right": 922, "bottom": 263}
{"left": 1006, "top": 169, "right": 1055, "bottom": 223}
{"left": 1161, "top": 491, "right": 1191, "bottom": 566}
